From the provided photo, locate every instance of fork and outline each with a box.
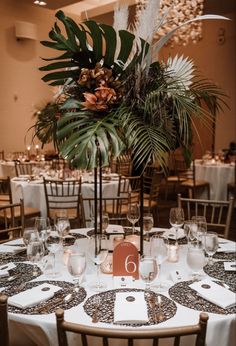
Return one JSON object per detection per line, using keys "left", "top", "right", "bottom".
{"left": 92, "top": 296, "right": 101, "bottom": 323}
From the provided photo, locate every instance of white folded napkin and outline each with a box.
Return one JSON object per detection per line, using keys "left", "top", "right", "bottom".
{"left": 217, "top": 242, "right": 235, "bottom": 253}
{"left": 0, "top": 270, "right": 9, "bottom": 278}
{"left": 114, "top": 292, "right": 148, "bottom": 324}
{"left": 0, "top": 245, "right": 26, "bottom": 254}
{"left": 106, "top": 225, "right": 124, "bottom": 234}
{"left": 0, "top": 262, "right": 16, "bottom": 271}
{"left": 224, "top": 262, "right": 236, "bottom": 271}
{"left": 189, "top": 279, "right": 236, "bottom": 309}
{"left": 163, "top": 228, "right": 185, "bottom": 240}
{"left": 8, "top": 283, "right": 62, "bottom": 309}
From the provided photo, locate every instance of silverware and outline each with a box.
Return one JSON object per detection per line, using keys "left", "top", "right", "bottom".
{"left": 7, "top": 273, "right": 21, "bottom": 282}
{"left": 156, "top": 296, "right": 164, "bottom": 322}
{"left": 35, "top": 290, "right": 74, "bottom": 314}
{"left": 148, "top": 295, "right": 158, "bottom": 323}
{"left": 176, "top": 271, "right": 181, "bottom": 280}
{"left": 92, "top": 296, "right": 100, "bottom": 323}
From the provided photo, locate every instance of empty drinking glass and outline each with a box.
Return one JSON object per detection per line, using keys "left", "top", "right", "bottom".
{"left": 150, "top": 235, "right": 168, "bottom": 291}
{"left": 87, "top": 233, "right": 108, "bottom": 291}
{"left": 127, "top": 203, "right": 140, "bottom": 234}
{"left": 27, "top": 233, "right": 45, "bottom": 275}
{"left": 191, "top": 216, "right": 207, "bottom": 245}
{"left": 45, "top": 226, "right": 63, "bottom": 276}
{"left": 23, "top": 228, "right": 38, "bottom": 246}
{"left": 169, "top": 208, "right": 184, "bottom": 243}
{"left": 204, "top": 232, "right": 219, "bottom": 265}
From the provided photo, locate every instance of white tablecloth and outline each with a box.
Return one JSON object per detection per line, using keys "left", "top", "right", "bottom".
{"left": 195, "top": 161, "right": 235, "bottom": 200}
{"left": 11, "top": 178, "right": 120, "bottom": 219}
{"left": 0, "top": 230, "right": 235, "bottom": 346}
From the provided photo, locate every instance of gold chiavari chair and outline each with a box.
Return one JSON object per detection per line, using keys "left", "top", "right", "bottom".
{"left": 56, "top": 309, "right": 209, "bottom": 346}
{"left": 43, "top": 178, "right": 84, "bottom": 227}
{"left": 14, "top": 162, "right": 34, "bottom": 177}
{"left": 177, "top": 194, "right": 234, "bottom": 239}
{"left": 0, "top": 200, "right": 24, "bottom": 243}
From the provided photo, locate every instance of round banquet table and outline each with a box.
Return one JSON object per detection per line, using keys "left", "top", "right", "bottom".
{"left": 194, "top": 160, "right": 235, "bottom": 200}
{"left": 10, "top": 177, "right": 120, "bottom": 219}
{"left": 0, "top": 228, "right": 235, "bottom": 346}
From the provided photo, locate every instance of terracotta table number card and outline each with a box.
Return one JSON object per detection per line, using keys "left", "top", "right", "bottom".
{"left": 113, "top": 241, "right": 139, "bottom": 279}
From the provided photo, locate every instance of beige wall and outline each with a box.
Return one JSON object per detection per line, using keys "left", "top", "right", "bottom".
{"left": 0, "top": 0, "right": 80, "bottom": 153}
{"left": 0, "top": 0, "right": 235, "bottom": 157}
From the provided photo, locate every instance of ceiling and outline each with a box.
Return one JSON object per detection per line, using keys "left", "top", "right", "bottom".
{"left": 20, "top": 0, "right": 236, "bottom": 14}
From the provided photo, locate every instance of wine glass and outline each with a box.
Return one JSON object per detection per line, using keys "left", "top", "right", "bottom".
{"left": 143, "top": 213, "right": 154, "bottom": 239}
{"left": 67, "top": 252, "right": 86, "bottom": 287}
{"left": 45, "top": 226, "right": 63, "bottom": 276}
{"left": 27, "top": 233, "right": 45, "bottom": 276}
{"left": 191, "top": 216, "right": 207, "bottom": 245}
{"left": 34, "top": 217, "right": 51, "bottom": 243}
{"left": 23, "top": 227, "right": 39, "bottom": 246}
{"left": 186, "top": 244, "right": 206, "bottom": 281}
{"left": 150, "top": 235, "right": 168, "bottom": 291}
{"left": 87, "top": 233, "right": 108, "bottom": 291}
{"left": 183, "top": 220, "right": 198, "bottom": 244}
{"left": 127, "top": 203, "right": 140, "bottom": 234}
{"left": 56, "top": 217, "right": 71, "bottom": 244}
{"left": 169, "top": 208, "right": 184, "bottom": 243}
{"left": 204, "top": 232, "right": 219, "bottom": 265}
{"left": 139, "top": 255, "right": 158, "bottom": 290}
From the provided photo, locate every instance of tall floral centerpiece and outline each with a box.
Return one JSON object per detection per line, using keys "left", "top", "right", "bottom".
{"left": 33, "top": 0, "right": 228, "bottom": 247}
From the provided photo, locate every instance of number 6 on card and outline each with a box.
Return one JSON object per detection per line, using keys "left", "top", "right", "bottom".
{"left": 113, "top": 242, "right": 139, "bottom": 279}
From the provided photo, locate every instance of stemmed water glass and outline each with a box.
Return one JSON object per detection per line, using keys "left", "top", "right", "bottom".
{"left": 23, "top": 227, "right": 39, "bottom": 246}
{"left": 204, "top": 232, "right": 219, "bottom": 265}
{"left": 27, "top": 232, "right": 45, "bottom": 275}
{"left": 186, "top": 244, "right": 206, "bottom": 281}
{"left": 191, "top": 216, "right": 207, "bottom": 245}
{"left": 34, "top": 217, "right": 51, "bottom": 244}
{"left": 56, "top": 217, "right": 71, "bottom": 237}
{"left": 45, "top": 226, "right": 63, "bottom": 276}
{"left": 139, "top": 255, "right": 158, "bottom": 290}
{"left": 183, "top": 220, "right": 198, "bottom": 244}
{"left": 127, "top": 203, "right": 140, "bottom": 234}
{"left": 67, "top": 252, "right": 86, "bottom": 287}
{"left": 87, "top": 233, "right": 108, "bottom": 291}
{"left": 169, "top": 208, "right": 184, "bottom": 243}
{"left": 150, "top": 235, "right": 168, "bottom": 291}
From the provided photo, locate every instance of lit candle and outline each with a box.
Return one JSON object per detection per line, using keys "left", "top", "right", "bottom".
{"left": 26, "top": 145, "right": 31, "bottom": 159}
{"left": 35, "top": 144, "right": 39, "bottom": 156}
{"left": 167, "top": 244, "right": 179, "bottom": 263}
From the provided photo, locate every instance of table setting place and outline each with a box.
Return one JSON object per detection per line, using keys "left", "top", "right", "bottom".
{"left": 0, "top": 211, "right": 235, "bottom": 329}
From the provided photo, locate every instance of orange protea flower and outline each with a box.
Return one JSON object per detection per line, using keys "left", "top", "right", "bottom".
{"left": 81, "top": 92, "right": 107, "bottom": 111}
{"left": 81, "top": 87, "right": 117, "bottom": 111}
